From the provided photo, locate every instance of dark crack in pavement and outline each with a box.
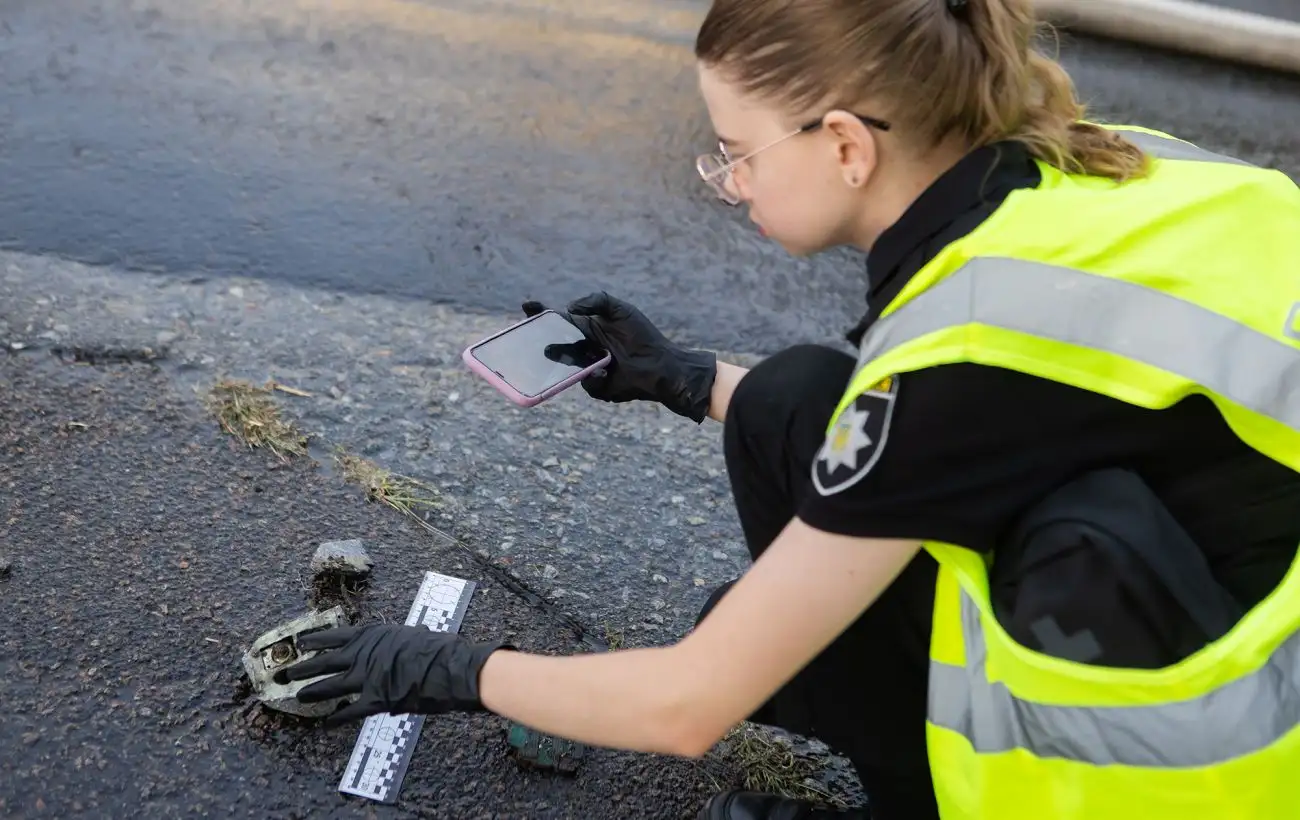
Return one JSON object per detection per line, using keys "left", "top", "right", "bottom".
{"left": 0, "top": 353, "right": 740, "bottom": 819}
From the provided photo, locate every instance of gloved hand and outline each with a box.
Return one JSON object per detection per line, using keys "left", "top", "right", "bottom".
{"left": 278, "top": 623, "right": 514, "bottom": 726}
{"left": 522, "top": 292, "right": 717, "bottom": 423}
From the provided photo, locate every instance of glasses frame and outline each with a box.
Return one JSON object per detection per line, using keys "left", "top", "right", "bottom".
{"left": 696, "top": 112, "right": 891, "bottom": 206}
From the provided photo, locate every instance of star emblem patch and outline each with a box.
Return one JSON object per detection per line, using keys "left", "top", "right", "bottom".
{"left": 812, "top": 376, "right": 899, "bottom": 496}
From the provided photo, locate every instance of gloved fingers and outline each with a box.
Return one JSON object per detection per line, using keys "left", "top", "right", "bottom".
{"left": 323, "top": 698, "right": 382, "bottom": 727}
{"left": 566, "top": 291, "right": 616, "bottom": 318}
{"left": 278, "top": 651, "right": 354, "bottom": 684}
{"left": 578, "top": 373, "right": 614, "bottom": 402}
{"left": 522, "top": 300, "right": 595, "bottom": 338}
{"left": 295, "top": 671, "right": 363, "bottom": 702}
{"left": 296, "top": 626, "right": 360, "bottom": 652}
{"left": 542, "top": 342, "right": 591, "bottom": 367}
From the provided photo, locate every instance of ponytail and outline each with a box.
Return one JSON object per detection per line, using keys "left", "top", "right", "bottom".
{"left": 963, "top": 1, "right": 1151, "bottom": 183}
{"left": 1012, "top": 50, "right": 1151, "bottom": 182}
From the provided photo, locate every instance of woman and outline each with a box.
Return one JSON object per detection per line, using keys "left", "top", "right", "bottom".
{"left": 283, "top": 0, "right": 1300, "bottom": 817}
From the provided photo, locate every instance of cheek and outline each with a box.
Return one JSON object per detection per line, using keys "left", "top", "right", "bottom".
{"left": 756, "top": 207, "right": 833, "bottom": 257}
{"left": 753, "top": 179, "right": 842, "bottom": 243}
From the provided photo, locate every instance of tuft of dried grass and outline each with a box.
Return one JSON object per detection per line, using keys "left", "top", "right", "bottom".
{"left": 333, "top": 451, "right": 448, "bottom": 517}
{"left": 602, "top": 625, "right": 625, "bottom": 651}
{"left": 203, "top": 379, "right": 308, "bottom": 459}
{"left": 710, "top": 724, "right": 845, "bottom": 808}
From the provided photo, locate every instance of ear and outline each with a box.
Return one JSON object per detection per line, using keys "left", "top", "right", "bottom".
{"left": 822, "top": 110, "right": 878, "bottom": 188}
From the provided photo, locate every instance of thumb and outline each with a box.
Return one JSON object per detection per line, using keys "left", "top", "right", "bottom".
{"left": 567, "top": 291, "right": 618, "bottom": 318}
{"left": 522, "top": 301, "right": 584, "bottom": 331}
{"left": 522, "top": 300, "right": 601, "bottom": 347}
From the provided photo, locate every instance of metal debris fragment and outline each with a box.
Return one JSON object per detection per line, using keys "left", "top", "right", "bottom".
{"left": 242, "top": 607, "right": 352, "bottom": 718}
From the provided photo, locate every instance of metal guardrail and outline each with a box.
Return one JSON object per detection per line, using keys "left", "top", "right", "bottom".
{"left": 1036, "top": 0, "right": 1300, "bottom": 75}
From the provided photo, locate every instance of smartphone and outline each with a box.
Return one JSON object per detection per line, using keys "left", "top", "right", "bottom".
{"left": 462, "top": 310, "right": 612, "bottom": 407}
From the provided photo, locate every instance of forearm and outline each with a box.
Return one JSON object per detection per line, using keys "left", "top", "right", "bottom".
{"left": 477, "top": 644, "right": 711, "bottom": 757}
{"left": 707, "top": 361, "right": 749, "bottom": 423}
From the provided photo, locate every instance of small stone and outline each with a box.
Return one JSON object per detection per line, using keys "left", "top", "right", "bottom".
{"left": 156, "top": 330, "right": 179, "bottom": 346}
{"left": 693, "top": 578, "right": 706, "bottom": 586}
{"left": 0, "top": 556, "right": 10, "bottom": 577}
{"left": 541, "top": 564, "right": 559, "bottom": 580}
{"left": 310, "top": 539, "right": 373, "bottom": 577}
{"left": 711, "top": 550, "right": 728, "bottom": 561}
{"left": 651, "top": 573, "right": 668, "bottom": 584}
{"left": 228, "top": 286, "right": 245, "bottom": 299}
{"left": 541, "top": 457, "right": 559, "bottom": 468}
{"left": 650, "top": 598, "right": 666, "bottom": 610}
{"left": 687, "top": 516, "right": 707, "bottom": 526}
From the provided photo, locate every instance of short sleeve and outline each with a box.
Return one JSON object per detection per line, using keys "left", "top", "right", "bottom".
{"left": 796, "top": 363, "right": 1127, "bottom": 551}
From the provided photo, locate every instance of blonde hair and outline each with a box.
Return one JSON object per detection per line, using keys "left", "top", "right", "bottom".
{"left": 695, "top": 0, "right": 1150, "bottom": 183}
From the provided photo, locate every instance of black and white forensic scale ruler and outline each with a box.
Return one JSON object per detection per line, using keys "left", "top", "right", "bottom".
{"left": 337, "top": 570, "right": 477, "bottom": 804}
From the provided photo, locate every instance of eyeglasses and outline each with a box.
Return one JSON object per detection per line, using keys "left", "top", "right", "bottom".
{"left": 695, "top": 112, "right": 891, "bottom": 206}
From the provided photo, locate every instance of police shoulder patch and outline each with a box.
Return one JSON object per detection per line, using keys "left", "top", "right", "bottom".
{"left": 812, "top": 375, "right": 899, "bottom": 497}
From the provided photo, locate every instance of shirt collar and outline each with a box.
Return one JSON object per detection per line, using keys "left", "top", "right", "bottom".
{"left": 865, "top": 141, "right": 1036, "bottom": 298}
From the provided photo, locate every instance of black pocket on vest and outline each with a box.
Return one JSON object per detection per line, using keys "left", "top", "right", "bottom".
{"left": 990, "top": 469, "right": 1243, "bottom": 669}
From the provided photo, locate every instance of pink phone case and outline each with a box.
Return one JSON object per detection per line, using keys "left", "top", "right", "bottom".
{"left": 462, "top": 311, "right": 613, "bottom": 407}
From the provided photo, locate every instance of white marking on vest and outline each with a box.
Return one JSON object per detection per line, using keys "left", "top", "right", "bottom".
{"left": 813, "top": 376, "right": 899, "bottom": 496}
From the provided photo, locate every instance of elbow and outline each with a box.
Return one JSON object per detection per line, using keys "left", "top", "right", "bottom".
{"left": 654, "top": 701, "right": 730, "bottom": 759}
{"left": 649, "top": 645, "right": 734, "bottom": 758}
{"left": 672, "top": 727, "right": 725, "bottom": 759}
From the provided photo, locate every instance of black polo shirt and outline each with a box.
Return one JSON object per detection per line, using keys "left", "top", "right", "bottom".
{"left": 798, "top": 143, "right": 1300, "bottom": 609}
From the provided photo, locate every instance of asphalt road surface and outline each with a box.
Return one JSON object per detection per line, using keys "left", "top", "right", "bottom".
{"left": 3, "top": 1, "right": 1300, "bottom": 817}
{"left": 2, "top": 0, "right": 1299, "bottom": 352}
{"left": 0, "top": 353, "right": 741, "bottom": 819}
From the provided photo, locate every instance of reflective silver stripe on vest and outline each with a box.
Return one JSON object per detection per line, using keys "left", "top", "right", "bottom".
{"left": 1112, "top": 128, "right": 1258, "bottom": 168}
{"left": 856, "top": 256, "right": 1300, "bottom": 431}
{"left": 928, "top": 592, "right": 1300, "bottom": 767}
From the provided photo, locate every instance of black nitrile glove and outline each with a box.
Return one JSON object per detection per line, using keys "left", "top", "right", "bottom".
{"left": 522, "top": 292, "right": 717, "bottom": 424}
{"left": 279, "top": 624, "right": 514, "bottom": 726}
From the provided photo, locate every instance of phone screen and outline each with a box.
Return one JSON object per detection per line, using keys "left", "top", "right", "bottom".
{"left": 469, "top": 311, "right": 608, "bottom": 397}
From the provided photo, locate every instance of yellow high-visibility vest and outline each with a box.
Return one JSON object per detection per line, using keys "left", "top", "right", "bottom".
{"left": 828, "top": 126, "right": 1300, "bottom": 818}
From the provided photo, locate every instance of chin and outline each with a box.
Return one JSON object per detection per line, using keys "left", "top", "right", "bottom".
{"left": 773, "top": 236, "right": 830, "bottom": 258}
